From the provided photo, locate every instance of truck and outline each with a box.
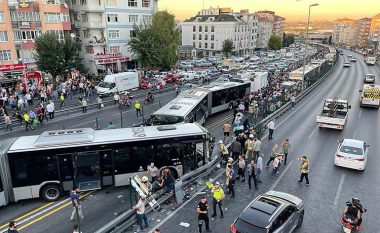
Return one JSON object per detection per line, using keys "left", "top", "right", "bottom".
{"left": 96, "top": 72, "right": 139, "bottom": 96}
{"left": 365, "top": 56, "right": 377, "bottom": 65}
{"left": 316, "top": 99, "right": 351, "bottom": 130}
{"left": 359, "top": 84, "right": 380, "bottom": 108}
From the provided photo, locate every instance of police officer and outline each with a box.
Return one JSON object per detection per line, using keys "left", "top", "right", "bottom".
{"left": 210, "top": 182, "right": 224, "bottom": 218}
{"left": 196, "top": 196, "right": 212, "bottom": 232}
{"left": 135, "top": 101, "right": 142, "bottom": 117}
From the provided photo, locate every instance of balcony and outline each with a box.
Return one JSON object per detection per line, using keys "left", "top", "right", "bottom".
{"left": 82, "top": 21, "right": 106, "bottom": 29}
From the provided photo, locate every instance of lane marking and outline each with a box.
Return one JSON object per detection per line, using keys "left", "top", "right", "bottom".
{"left": 358, "top": 109, "right": 362, "bottom": 118}
{"left": 353, "top": 130, "right": 357, "bottom": 139}
{"left": 307, "top": 127, "right": 318, "bottom": 141}
{"left": 333, "top": 174, "right": 345, "bottom": 209}
{"left": 0, "top": 202, "right": 54, "bottom": 230}
{"left": 270, "top": 160, "right": 295, "bottom": 190}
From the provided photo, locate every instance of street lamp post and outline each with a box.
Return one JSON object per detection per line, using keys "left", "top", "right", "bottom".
{"left": 301, "top": 3, "right": 319, "bottom": 90}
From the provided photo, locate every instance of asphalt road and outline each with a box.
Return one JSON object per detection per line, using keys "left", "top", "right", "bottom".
{"left": 141, "top": 50, "right": 380, "bottom": 233}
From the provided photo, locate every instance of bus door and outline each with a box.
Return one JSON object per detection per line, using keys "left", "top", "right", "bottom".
{"left": 99, "top": 150, "right": 113, "bottom": 186}
{"left": 73, "top": 152, "right": 101, "bottom": 191}
{"left": 57, "top": 154, "right": 74, "bottom": 192}
{"left": 0, "top": 173, "right": 5, "bottom": 207}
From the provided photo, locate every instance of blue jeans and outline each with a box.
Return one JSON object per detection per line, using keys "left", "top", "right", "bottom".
{"left": 271, "top": 167, "right": 278, "bottom": 177}
{"left": 136, "top": 213, "right": 148, "bottom": 230}
{"left": 6, "top": 124, "right": 13, "bottom": 131}
{"left": 255, "top": 169, "right": 262, "bottom": 182}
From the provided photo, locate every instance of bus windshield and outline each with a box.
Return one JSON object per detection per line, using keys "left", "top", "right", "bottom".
{"left": 151, "top": 115, "right": 185, "bottom": 125}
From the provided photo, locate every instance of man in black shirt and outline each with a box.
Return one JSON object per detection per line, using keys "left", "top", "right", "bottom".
{"left": 197, "top": 196, "right": 211, "bottom": 232}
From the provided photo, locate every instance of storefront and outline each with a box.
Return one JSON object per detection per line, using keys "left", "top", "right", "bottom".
{"left": 93, "top": 54, "right": 132, "bottom": 75}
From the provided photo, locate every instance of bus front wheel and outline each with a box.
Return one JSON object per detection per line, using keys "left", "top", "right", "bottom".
{"left": 41, "top": 184, "right": 62, "bottom": 202}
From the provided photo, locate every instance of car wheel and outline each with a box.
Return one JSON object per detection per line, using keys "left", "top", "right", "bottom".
{"left": 41, "top": 184, "right": 61, "bottom": 202}
{"left": 296, "top": 211, "right": 304, "bottom": 228}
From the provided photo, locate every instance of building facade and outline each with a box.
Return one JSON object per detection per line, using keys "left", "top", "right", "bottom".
{"left": 369, "top": 14, "right": 380, "bottom": 52}
{"left": 254, "top": 10, "right": 285, "bottom": 49}
{"left": 70, "top": 0, "right": 158, "bottom": 75}
{"left": 352, "top": 18, "right": 371, "bottom": 48}
{"left": 332, "top": 18, "right": 354, "bottom": 45}
{"left": 181, "top": 8, "right": 258, "bottom": 57}
{"left": 0, "top": 0, "right": 71, "bottom": 77}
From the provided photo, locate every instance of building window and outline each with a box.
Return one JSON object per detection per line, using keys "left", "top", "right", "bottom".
{"left": 107, "top": 14, "right": 118, "bottom": 23}
{"left": 81, "top": 14, "right": 88, "bottom": 22}
{"left": 48, "top": 30, "right": 64, "bottom": 40}
{"left": 211, "top": 35, "right": 214, "bottom": 41}
{"left": 0, "top": 12, "right": 4, "bottom": 23}
{"left": 108, "top": 30, "right": 119, "bottom": 39}
{"left": 211, "top": 26, "right": 214, "bottom": 32}
{"left": 129, "top": 15, "right": 138, "bottom": 23}
{"left": 198, "top": 42, "right": 201, "bottom": 48}
{"left": 0, "top": 31, "right": 8, "bottom": 42}
{"left": 11, "top": 12, "right": 40, "bottom": 22}
{"left": 205, "top": 26, "right": 208, "bottom": 32}
{"left": 193, "top": 42, "right": 195, "bottom": 47}
{"left": 85, "top": 45, "right": 94, "bottom": 54}
{"left": 193, "top": 26, "right": 196, "bottom": 32}
{"left": 193, "top": 34, "right": 195, "bottom": 40}
{"left": 205, "top": 35, "right": 208, "bottom": 40}
{"left": 142, "top": 0, "right": 150, "bottom": 7}
{"left": 204, "top": 43, "right": 208, "bottom": 48}
{"left": 82, "top": 29, "right": 89, "bottom": 38}
{"left": 130, "top": 30, "right": 137, "bottom": 38}
{"left": 14, "top": 30, "right": 42, "bottom": 41}
{"left": 45, "top": 13, "right": 70, "bottom": 23}
{"left": 73, "top": 14, "right": 79, "bottom": 21}
{"left": 199, "top": 34, "right": 202, "bottom": 40}
{"left": 109, "top": 46, "right": 120, "bottom": 54}
{"left": 199, "top": 26, "right": 202, "bottom": 32}
{"left": 143, "top": 15, "right": 151, "bottom": 24}
{"left": 211, "top": 43, "right": 214, "bottom": 49}
{"left": 0, "top": 50, "right": 12, "bottom": 61}
{"left": 106, "top": 0, "right": 116, "bottom": 5}
{"left": 128, "top": 0, "right": 137, "bottom": 7}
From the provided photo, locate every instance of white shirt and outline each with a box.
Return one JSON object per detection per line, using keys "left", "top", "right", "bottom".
{"left": 46, "top": 104, "right": 54, "bottom": 112}
{"left": 135, "top": 199, "right": 146, "bottom": 214}
{"left": 113, "top": 94, "right": 120, "bottom": 101}
{"left": 290, "top": 96, "right": 296, "bottom": 103}
{"left": 273, "top": 157, "right": 280, "bottom": 168}
{"left": 257, "top": 157, "right": 263, "bottom": 170}
{"left": 267, "top": 121, "right": 275, "bottom": 130}
{"left": 254, "top": 140, "right": 261, "bottom": 152}
{"left": 25, "top": 93, "right": 31, "bottom": 100}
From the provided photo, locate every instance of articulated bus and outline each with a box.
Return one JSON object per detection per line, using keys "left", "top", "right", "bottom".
{"left": 0, "top": 123, "right": 210, "bottom": 205}
{"left": 148, "top": 81, "right": 251, "bottom": 125}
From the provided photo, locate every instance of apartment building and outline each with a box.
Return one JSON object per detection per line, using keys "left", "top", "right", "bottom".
{"left": 0, "top": 0, "right": 71, "bottom": 77}
{"left": 70, "top": 0, "right": 158, "bottom": 75}
{"left": 181, "top": 8, "right": 258, "bottom": 57}
{"left": 332, "top": 18, "right": 354, "bottom": 45}
{"left": 352, "top": 18, "right": 371, "bottom": 48}
{"left": 254, "top": 10, "right": 285, "bottom": 49}
{"left": 369, "top": 13, "right": 380, "bottom": 51}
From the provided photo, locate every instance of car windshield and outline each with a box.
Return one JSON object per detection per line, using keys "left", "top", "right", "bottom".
{"left": 235, "top": 218, "right": 267, "bottom": 233}
{"left": 151, "top": 115, "right": 184, "bottom": 125}
{"left": 98, "top": 82, "right": 114, "bottom": 88}
{"left": 340, "top": 146, "right": 363, "bottom": 155}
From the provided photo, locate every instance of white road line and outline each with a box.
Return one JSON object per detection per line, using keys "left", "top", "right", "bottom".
{"left": 307, "top": 127, "right": 318, "bottom": 141}
{"left": 270, "top": 160, "right": 295, "bottom": 190}
{"left": 333, "top": 174, "right": 346, "bottom": 209}
{"left": 353, "top": 130, "right": 357, "bottom": 139}
{"left": 150, "top": 168, "right": 226, "bottom": 232}
{"left": 358, "top": 109, "right": 362, "bottom": 118}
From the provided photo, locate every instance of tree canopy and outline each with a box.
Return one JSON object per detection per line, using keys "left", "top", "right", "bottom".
{"left": 128, "top": 11, "right": 180, "bottom": 70}
{"left": 268, "top": 35, "right": 282, "bottom": 50}
{"left": 282, "top": 33, "right": 295, "bottom": 47}
{"left": 222, "top": 39, "right": 234, "bottom": 58}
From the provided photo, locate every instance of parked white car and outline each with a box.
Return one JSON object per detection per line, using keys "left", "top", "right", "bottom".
{"left": 334, "top": 139, "right": 369, "bottom": 170}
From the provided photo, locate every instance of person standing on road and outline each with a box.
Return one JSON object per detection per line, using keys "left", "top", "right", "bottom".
{"left": 59, "top": 93, "right": 65, "bottom": 109}
{"left": 97, "top": 96, "right": 103, "bottom": 110}
{"left": 133, "top": 194, "right": 149, "bottom": 232}
{"left": 230, "top": 137, "right": 241, "bottom": 160}
{"left": 135, "top": 101, "right": 142, "bottom": 117}
{"left": 81, "top": 98, "right": 87, "bottom": 113}
{"left": 244, "top": 134, "right": 254, "bottom": 161}
{"left": 297, "top": 156, "right": 310, "bottom": 185}
{"left": 222, "top": 121, "right": 231, "bottom": 141}
{"left": 256, "top": 153, "right": 263, "bottom": 183}
{"left": 47, "top": 101, "right": 55, "bottom": 119}
{"left": 218, "top": 140, "right": 229, "bottom": 165}
{"left": 196, "top": 196, "right": 211, "bottom": 233}
{"left": 23, "top": 112, "right": 32, "bottom": 131}
{"left": 70, "top": 186, "right": 84, "bottom": 222}
{"left": 237, "top": 155, "right": 246, "bottom": 182}
{"left": 4, "top": 115, "right": 13, "bottom": 131}
{"left": 271, "top": 154, "right": 281, "bottom": 178}
{"left": 227, "top": 164, "right": 235, "bottom": 198}
{"left": 281, "top": 139, "right": 292, "bottom": 165}
{"left": 211, "top": 182, "right": 224, "bottom": 218}
{"left": 290, "top": 95, "right": 296, "bottom": 109}
{"left": 7, "top": 221, "right": 19, "bottom": 233}
{"left": 247, "top": 160, "right": 258, "bottom": 189}
{"left": 253, "top": 138, "right": 261, "bottom": 162}
{"left": 113, "top": 93, "right": 120, "bottom": 105}
{"left": 266, "top": 144, "right": 280, "bottom": 167}
{"left": 225, "top": 158, "right": 233, "bottom": 192}
{"left": 267, "top": 119, "right": 275, "bottom": 139}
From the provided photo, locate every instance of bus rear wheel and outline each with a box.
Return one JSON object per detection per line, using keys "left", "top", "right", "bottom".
{"left": 41, "top": 184, "right": 62, "bottom": 202}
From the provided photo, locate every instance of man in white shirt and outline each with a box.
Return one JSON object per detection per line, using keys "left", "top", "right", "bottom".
{"left": 133, "top": 194, "right": 148, "bottom": 232}
{"left": 267, "top": 119, "right": 275, "bottom": 140}
{"left": 290, "top": 95, "right": 296, "bottom": 109}
{"left": 46, "top": 102, "right": 55, "bottom": 119}
{"left": 271, "top": 154, "right": 281, "bottom": 178}
{"left": 253, "top": 138, "right": 262, "bottom": 162}
{"left": 256, "top": 154, "right": 263, "bottom": 182}
{"left": 113, "top": 94, "right": 120, "bottom": 105}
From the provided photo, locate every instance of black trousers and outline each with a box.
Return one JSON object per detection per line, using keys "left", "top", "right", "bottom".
{"left": 49, "top": 112, "right": 54, "bottom": 119}
{"left": 212, "top": 198, "right": 223, "bottom": 216}
{"left": 228, "top": 182, "right": 235, "bottom": 197}
{"left": 248, "top": 173, "right": 257, "bottom": 189}
{"left": 198, "top": 215, "right": 210, "bottom": 232}
{"left": 269, "top": 129, "right": 274, "bottom": 139}
{"left": 299, "top": 173, "right": 310, "bottom": 184}
{"left": 237, "top": 168, "right": 245, "bottom": 180}
{"left": 136, "top": 109, "right": 142, "bottom": 117}
{"left": 266, "top": 156, "right": 275, "bottom": 166}
{"left": 283, "top": 153, "right": 288, "bottom": 165}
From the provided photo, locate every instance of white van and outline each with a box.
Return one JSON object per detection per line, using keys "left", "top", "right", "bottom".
{"left": 96, "top": 72, "right": 139, "bottom": 96}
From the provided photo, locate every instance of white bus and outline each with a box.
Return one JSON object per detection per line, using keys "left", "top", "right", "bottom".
{"left": 360, "top": 84, "right": 380, "bottom": 108}
{"left": 0, "top": 124, "right": 210, "bottom": 205}
{"left": 149, "top": 81, "right": 251, "bottom": 126}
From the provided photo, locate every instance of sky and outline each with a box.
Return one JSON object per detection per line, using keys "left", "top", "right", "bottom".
{"left": 158, "top": 0, "right": 380, "bottom": 22}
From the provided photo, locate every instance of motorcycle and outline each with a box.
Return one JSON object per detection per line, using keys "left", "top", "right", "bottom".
{"left": 340, "top": 200, "right": 367, "bottom": 233}
{"left": 144, "top": 95, "right": 154, "bottom": 104}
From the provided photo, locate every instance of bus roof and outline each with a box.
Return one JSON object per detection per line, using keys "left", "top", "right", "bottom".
{"left": 8, "top": 123, "right": 208, "bottom": 153}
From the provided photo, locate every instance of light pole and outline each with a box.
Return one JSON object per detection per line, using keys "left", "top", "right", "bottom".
{"left": 301, "top": 3, "right": 319, "bottom": 90}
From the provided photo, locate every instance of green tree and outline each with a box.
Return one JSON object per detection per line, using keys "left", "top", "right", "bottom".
{"left": 282, "top": 33, "right": 295, "bottom": 47}
{"left": 222, "top": 39, "right": 234, "bottom": 58}
{"left": 128, "top": 11, "right": 180, "bottom": 70}
{"left": 34, "top": 32, "right": 64, "bottom": 88}
{"left": 268, "top": 35, "right": 282, "bottom": 50}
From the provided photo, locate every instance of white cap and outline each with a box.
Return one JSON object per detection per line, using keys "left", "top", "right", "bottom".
{"left": 228, "top": 157, "right": 234, "bottom": 162}
{"left": 249, "top": 134, "right": 254, "bottom": 138}
{"left": 218, "top": 140, "right": 223, "bottom": 144}
{"left": 215, "top": 181, "right": 220, "bottom": 185}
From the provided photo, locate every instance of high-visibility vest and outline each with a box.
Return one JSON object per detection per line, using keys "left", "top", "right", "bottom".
{"left": 60, "top": 95, "right": 64, "bottom": 101}
{"left": 213, "top": 188, "right": 224, "bottom": 201}
{"left": 23, "top": 114, "right": 29, "bottom": 121}
{"left": 135, "top": 103, "right": 141, "bottom": 109}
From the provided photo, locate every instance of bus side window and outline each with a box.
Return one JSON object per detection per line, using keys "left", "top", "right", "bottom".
{"left": 131, "top": 143, "right": 154, "bottom": 171}
{"left": 155, "top": 143, "right": 182, "bottom": 169}
{"left": 113, "top": 148, "right": 133, "bottom": 174}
